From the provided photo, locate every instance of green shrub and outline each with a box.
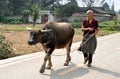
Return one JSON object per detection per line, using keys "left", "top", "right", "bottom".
{"left": 2, "top": 17, "right": 22, "bottom": 24}
{"left": 99, "top": 20, "right": 115, "bottom": 31}
{"left": 0, "top": 34, "right": 14, "bottom": 59}
{"left": 118, "top": 20, "right": 120, "bottom": 26}
{"left": 70, "top": 22, "right": 82, "bottom": 28}
{"left": 0, "top": 12, "right": 5, "bottom": 22}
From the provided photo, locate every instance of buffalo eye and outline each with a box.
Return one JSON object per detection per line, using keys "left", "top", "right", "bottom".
{"left": 30, "top": 31, "right": 34, "bottom": 35}
{"left": 34, "top": 32, "right": 38, "bottom": 36}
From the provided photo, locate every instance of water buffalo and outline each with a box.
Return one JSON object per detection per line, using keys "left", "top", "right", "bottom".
{"left": 27, "top": 21, "right": 74, "bottom": 73}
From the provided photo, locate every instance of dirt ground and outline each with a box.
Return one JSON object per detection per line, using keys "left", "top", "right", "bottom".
{"left": 0, "top": 30, "right": 82, "bottom": 55}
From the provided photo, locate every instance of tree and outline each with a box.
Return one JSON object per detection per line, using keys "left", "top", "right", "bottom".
{"left": 60, "top": 2, "right": 79, "bottom": 17}
{"left": 8, "top": 0, "right": 31, "bottom": 15}
{"left": 52, "top": 1, "right": 79, "bottom": 22}
{"left": 21, "top": 9, "right": 31, "bottom": 23}
{"left": 38, "top": 0, "right": 57, "bottom": 10}
{"left": 81, "top": 0, "right": 94, "bottom": 8}
{"left": 0, "top": 0, "right": 8, "bottom": 13}
{"left": 81, "top": 0, "right": 109, "bottom": 8}
{"left": 51, "top": 0, "right": 79, "bottom": 21}
{"left": 52, "top": 4, "right": 61, "bottom": 17}
{"left": 68, "top": 0, "right": 77, "bottom": 3}
{"left": 0, "top": 0, "right": 9, "bottom": 22}
{"left": 30, "top": 2, "right": 41, "bottom": 26}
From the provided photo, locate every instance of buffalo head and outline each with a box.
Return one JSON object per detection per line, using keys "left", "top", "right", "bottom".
{"left": 28, "top": 29, "right": 51, "bottom": 45}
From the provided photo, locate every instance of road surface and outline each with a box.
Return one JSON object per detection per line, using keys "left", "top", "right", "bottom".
{"left": 0, "top": 33, "right": 120, "bottom": 79}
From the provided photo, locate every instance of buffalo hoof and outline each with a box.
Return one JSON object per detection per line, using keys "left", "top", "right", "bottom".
{"left": 68, "top": 58, "right": 71, "bottom": 61}
{"left": 64, "top": 62, "right": 69, "bottom": 66}
{"left": 40, "top": 68, "right": 45, "bottom": 73}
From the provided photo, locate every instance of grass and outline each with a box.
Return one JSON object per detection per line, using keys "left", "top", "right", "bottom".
{"left": 73, "top": 20, "right": 120, "bottom": 35}
{"left": 98, "top": 29, "right": 119, "bottom": 36}
{"left": 0, "top": 24, "right": 119, "bottom": 36}
{"left": 74, "top": 28, "right": 119, "bottom": 36}
{"left": 0, "top": 24, "right": 42, "bottom": 31}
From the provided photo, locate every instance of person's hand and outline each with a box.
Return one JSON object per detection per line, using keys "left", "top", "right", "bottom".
{"left": 87, "top": 27, "right": 94, "bottom": 31}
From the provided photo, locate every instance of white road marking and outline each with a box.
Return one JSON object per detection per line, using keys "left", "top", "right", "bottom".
{"left": 0, "top": 52, "right": 44, "bottom": 68}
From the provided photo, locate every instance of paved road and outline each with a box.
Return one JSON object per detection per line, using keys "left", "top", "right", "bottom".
{"left": 0, "top": 33, "right": 120, "bottom": 79}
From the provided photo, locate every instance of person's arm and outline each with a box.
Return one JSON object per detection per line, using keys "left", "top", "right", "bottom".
{"left": 81, "top": 25, "right": 94, "bottom": 31}
{"left": 94, "top": 20, "right": 99, "bottom": 35}
{"left": 91, "top": 21, "right": 99, "bottom": 36}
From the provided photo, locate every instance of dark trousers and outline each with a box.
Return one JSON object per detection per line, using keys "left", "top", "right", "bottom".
{"left": 83, "top": 53, "right": 93, "bottom": 64}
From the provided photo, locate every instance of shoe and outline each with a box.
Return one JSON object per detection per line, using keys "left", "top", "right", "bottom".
{"left": 87, "top": 63, "right": 91, "bottom": 67}
{"left": 83, "top": 58, "right": 88, "bottom": 64}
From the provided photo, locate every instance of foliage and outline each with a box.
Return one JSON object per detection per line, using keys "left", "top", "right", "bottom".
{"left": 81, "top": 0, "right": 110, "bottom": 8}
{"left": 118, "top": 20, "right": 120, "bottom": 25}
{"left": 39, "top": 0, "right": 56, "bottom": 10}
{"left": 81, "top": 0, "right": 95, "bottom": 7}
{"left": 59, "top": 2, "right": 79, "bottom": 17}
{"left": 30, "top": 2, "right": 41, "bottom": 26}
{"left": 0, "top": 34, "right": 14, "bottom": 59}
{"left": 0, "top": 0, "right": 9, "bottom": 15}
{"left": 2, "top": 17, "right": 22, "bottom": 24}
{"left": 99, "top": 20, "right": 115, "bottom": 26}
{"left": 70, "top": 22, "right": 82, "bottom": 28}
{"left": 0, "top": 0, "right": 116, "bottom": 24}
{"left": 8, "top": 0, "right": 31, "bottom": 16}
{"left": 74, "top": 27, "right": 119, "bottom": 36}
{"left": 0, "top": 12, "right": 5, "bottom": 22}
{"left": 99, "top": 20, "right": 117, "bottom": 31}
{"left": 52, "top": 4, "right": 61, "bottom": 17}
{"left": 21, "top": 9, "right": 31, "bottom": 23}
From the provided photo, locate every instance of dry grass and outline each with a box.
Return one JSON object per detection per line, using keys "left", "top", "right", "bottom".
{"left": 0, "top": 29, "right": 82, "bottom": 55}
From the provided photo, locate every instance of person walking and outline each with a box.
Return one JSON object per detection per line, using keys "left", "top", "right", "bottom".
{"left": 78, "top": 10, "right": 99, "bottom": 67}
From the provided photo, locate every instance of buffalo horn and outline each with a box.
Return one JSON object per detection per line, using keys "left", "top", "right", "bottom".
{"left": 26, "top": 26, "right": 33, "bottom": 31}
{"left": 41, "top": 29, "right": 51, "bottom": 32}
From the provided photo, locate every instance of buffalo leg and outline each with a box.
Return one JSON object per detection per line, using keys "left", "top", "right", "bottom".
{"left": 64, "top": 42, "right": 72, "bottom": 66}
{"left": 46, "top": 56, "right": 52, "bottom": 69}
{"left": 40, "top": 54, "right": 49, "bottom": 73}
{"left": 41, "top": 45, "right": 52, "bottom": 69}
{"left": 40, "top": 48, "right": 54, "bottom": 73}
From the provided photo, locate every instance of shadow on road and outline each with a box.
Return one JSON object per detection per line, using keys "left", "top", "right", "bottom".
{"left": 49, "top": 65, "right": 120, "bottom": 79}
{"left": 90, "top": 66, "right": 120, "bottom": 77}
{"left": 39, "top": 63, "right": 120, "bottom": 79}
{"left": 50, "top": 62, "right": 89, "bottom": 79}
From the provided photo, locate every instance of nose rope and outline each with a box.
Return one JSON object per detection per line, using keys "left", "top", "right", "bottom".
{"left": 78, "top": 34, "right": 93, "bottom": 49}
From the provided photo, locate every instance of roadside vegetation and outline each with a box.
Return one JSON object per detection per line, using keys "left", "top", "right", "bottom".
{"left": 0, "top": 20, "right": 120, "bottom": 59}
{"left": 0, "top": 34, "right": 14, "bottom": 59}
{"left": 0, "top": 20, "right": 120, "bottom": 36}
{"left": 72, "top": 20, "right": 120, "bottom": 36}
